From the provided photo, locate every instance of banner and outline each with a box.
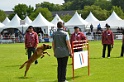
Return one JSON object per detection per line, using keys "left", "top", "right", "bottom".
{"left": 74, "top": 51, "right": 88, "bottom": 69}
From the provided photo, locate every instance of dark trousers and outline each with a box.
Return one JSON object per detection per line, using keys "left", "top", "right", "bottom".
{"left": 27, "top": 47, "right": 38, "bottom": 64}
{"left": 102, "top": 44, "right": 111, "bottom": 58}
{"left": 57, "top": 57, "right": 68, "bottom": 82}
{"left": 120, "top": 44, "right": 124, "bottom": 57}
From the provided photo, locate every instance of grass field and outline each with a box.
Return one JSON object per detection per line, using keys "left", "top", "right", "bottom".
{"left": 0, "top": 40, "right": 124, "bottom": 82}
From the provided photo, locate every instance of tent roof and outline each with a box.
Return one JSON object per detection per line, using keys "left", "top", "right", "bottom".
{"left": 85, "top": 12, "right": 99, "bottom": 22}
{"left": 30, "top": 13, "right": 55, "bottom": 27}
{"left": 51, "top": 14, "right": 63, "bottom": 25}
{"left": 2, "top": 17, "right": 10, "bottom": 25}
{"left": 65, "top": 11, "right": 88, "bottom": 26}
{"left": 24, "top": 16, "right": 32, "bottom": 24}
{"left": 0, "top": 22, "right": 5, "bottom": 27}
{"left": 5, "top": 14, "right": 28, "bottom": 28}
{"left": 106, "top": 11, "right": 122, "bottom": 21}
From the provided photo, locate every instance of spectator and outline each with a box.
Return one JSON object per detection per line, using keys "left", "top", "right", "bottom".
{"left": 90, "top": 24, "right": 93, "bottom": 32}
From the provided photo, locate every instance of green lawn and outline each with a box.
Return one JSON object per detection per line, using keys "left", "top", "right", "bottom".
{"left": 0, "top": 40, "right": 124, "bottom": 82}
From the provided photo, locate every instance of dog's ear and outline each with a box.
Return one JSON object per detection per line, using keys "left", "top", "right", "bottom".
{"left": 43, "top": 44, "right": 46, "bottom": 46}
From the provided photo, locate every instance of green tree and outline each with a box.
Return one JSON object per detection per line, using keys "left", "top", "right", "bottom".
{"left": 0, "top": 10, "right": 6, "bottom": 22}
{"left": 79, "top": 5, "right": 108, "bottom": 20}
{"left": 68, "top": 0, "right": 96, "bottom": 10}
{"left": 110, "top": 6, "right": 124, "bottom": 19}
{"left": 94, "top": 0, "right": 112, "bottom": 10}
{"left": 36, "top": 2, "right": 63, "bottom": 11}
{"left": 11, "top": 4, "right": 34, "bottom": 20}
{"left": 64, "top": 0, "right": 72, "bottom": 3}
{"left": 62, "top": 1, "right": 72, "bottom": 10}
{"left": 111, "top": 0, "right": 124, "bottom": 11}
{"left": 60, "top": 14, "right": 72, "bottom": 22}
{"left": 29, "top": 8, "right": 52, "bottom": 21}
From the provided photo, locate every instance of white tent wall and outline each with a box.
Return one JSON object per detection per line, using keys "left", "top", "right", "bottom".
{"left": 37, "top": 26, "right": 53, "bottom": 36}
{"left": 0, "top": 22, "right": 5, "bottom": 32}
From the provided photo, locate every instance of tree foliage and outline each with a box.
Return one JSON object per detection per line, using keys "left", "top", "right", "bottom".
{"left": 111, "top": 6, "right": 124, "bottom": 19}
{"left": 29, "top": 8, "right": 52, "bottom": 21}
{"left": 7, "top": 0, "right": 124, "bottom": 22}
{"left": 11, "top": 4, "right": 34, "bottom": 19}
{"left": 79, "top": 5, "right": 108, "bottom": 20}
{"left": 111, "top": 0, "right": 124, "bottom": 11}
{"left": 0, "top": 10, "right": 6, "bottom": 22}
{"left": 94, "top": 0, "right": 112, "bottom": 10}
{"left": 36, "top": 2, "right": 63, "bottom": 11}
{"left": 60, "top": 14, "right": 72, "bottom": 22}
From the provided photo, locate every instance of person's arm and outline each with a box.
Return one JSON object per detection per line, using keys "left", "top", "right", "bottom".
{"left": 66, "top": 40, "right": 73, "bottom": 57}
{"left": 102, "top": 32, "right": 104, "bottom": 45}
{"left": 111, "top": 32, "right": 114, "bottom": 46}
{"left": 81, "top": 33, "right": 88, "bottom": 43}
{"left": 25, "top": 34, "right": 27, "bottom": 49}
{"left": 52, "top": 41, "right": 55, "bottom": 56}
{"left": 66, "top": 33, "right": 73, "bottom": 57}
{"left": 122, "top": 35, "right": 124, "bottom": 43}
{"left": 35, "top": 33, "right": 39, "bottom": 48}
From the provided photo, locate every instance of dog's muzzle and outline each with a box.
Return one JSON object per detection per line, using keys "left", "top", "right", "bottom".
{"left": 47, "top": 46, "right": 52, "bottom": 49}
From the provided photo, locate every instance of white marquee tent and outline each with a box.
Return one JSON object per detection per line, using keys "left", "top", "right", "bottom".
{"left": 51, "top": 14, "right": 64, "bottom": 26}
{"left": 2, "top": 17, "right": 10, "bottom": 25}
{"left": 85, "top": 12, "right": 99, "bottom": 22}
{"left": 105, "top": 11, "right": 124, "bottom": 31}
{"left": 65, "top": 11, "right": 88, "bottom": 33}
{"left": 106, "top": 11, "right": 122, "bottom": 21}
{"left": 3, "top": 14, "right": 28, "bottom": 33}
{"left": 30, "top": 13, "right": 55, "bottom": 35}
{"left": 24, "top": 16, "right": 32, "bottom": 25}
{"left": 0, "top": 22, "right": 5, "bottom": 32}
{"left": 85, "top": 12, "right": 100, "bottom": 30}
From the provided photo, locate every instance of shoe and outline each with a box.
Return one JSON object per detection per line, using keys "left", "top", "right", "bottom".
{"left": 108, "top": 57, "right": 110, "bottom": 58}
{"left": 63, "top": 80, "right": 68, "bottom": 82}
{"left": 102, "top": 57, "right": 105, "bottom": 58}
{"left": 35, "top": 61, "right": 38, "bottom": 64}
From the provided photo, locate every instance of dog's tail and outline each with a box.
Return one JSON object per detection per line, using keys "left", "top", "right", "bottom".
{"left": 19, "top": 62, "right": 27, "bottom": 69}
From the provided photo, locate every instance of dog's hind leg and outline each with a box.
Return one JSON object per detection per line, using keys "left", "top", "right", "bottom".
{"left": 19, "top": 62, "right": 27, "bottom": 69}
{"left": 41, "top": 55, "right": 44, "bottom": 58}
{"left": 24, "top": 63, "right": 32, "bottom": 77}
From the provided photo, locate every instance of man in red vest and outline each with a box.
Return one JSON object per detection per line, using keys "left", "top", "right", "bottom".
{"left": 102, "top": 24, "right": 114, "bottom": 58}
{"left": 70, "top": 26, "right": 87, "bottom": 52}
{"left": 25, "top": 26, "right": 39, "bottom": 64}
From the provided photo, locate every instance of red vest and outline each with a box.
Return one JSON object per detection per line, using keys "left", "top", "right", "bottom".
{"left": 102, "top": 30, "right": 114, "bottom": 45}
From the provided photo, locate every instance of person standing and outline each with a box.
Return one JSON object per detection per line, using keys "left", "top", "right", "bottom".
{"left": 70, "top": 26, "right": 87, "bottom": 52}
{"left": 25, "top": 26, "right": 39, "bottom": 64}
{"left": 120, "top": 29, "right": 124, "bottom": 57}
{"left": 102, "top": 24, "right": 114, "bottom": 58}
{"left": 52, "top": 22, "right": 72, "bottom": 82}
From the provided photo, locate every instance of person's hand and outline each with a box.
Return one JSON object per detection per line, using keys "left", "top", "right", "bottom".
{"left": 70, "top": 53, "right": 73, "bottom": 58}
{"left": 111, "top": 45, "right": 113, "bottom": 48}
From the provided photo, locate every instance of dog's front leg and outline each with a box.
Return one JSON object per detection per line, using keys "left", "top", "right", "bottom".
{"left": 43, "top": 52, "right": 50, "bottom": 56}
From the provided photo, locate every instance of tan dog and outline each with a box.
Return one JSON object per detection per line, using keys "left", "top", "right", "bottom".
{"left": 19, "top": 44, "right": 51, "bottom": 77}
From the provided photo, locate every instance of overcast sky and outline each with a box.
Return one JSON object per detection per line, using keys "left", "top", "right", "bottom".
{"left": 0, "top": 0, "right": 64, "bottom": 11}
